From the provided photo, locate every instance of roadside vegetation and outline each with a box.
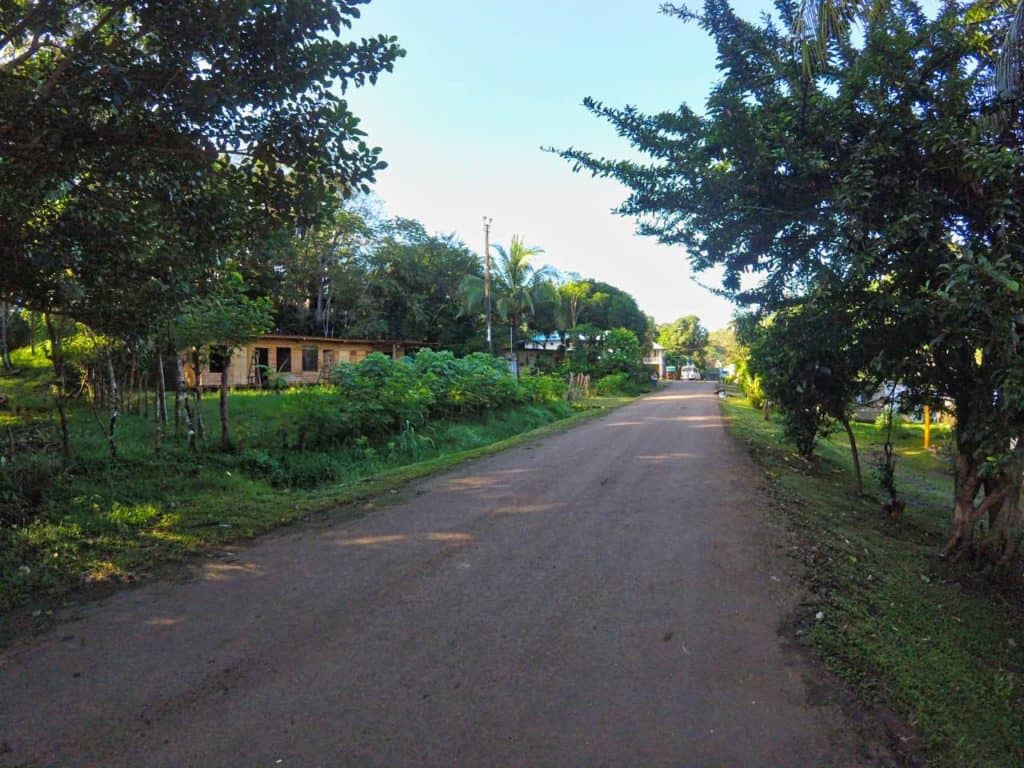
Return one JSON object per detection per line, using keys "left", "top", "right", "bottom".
{"left": 1, "top": 343, "right": 640, "bottom": 615}
{"left": 722, "top": 397, "right": 1024, "bottom": 768}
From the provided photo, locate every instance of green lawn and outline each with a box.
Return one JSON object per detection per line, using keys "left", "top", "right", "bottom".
{"left": 1, "top": 347, "right": 635, "bottom": 620}
{"left": 722, "top": 397, "right": 1024, "bottom": 768}
{"left": 0, "top": 346, "right": 54, "bottom": 427}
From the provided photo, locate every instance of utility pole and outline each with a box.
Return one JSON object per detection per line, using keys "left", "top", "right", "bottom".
{"left": 483, "top": 216, "right": 493, "bottom": 354}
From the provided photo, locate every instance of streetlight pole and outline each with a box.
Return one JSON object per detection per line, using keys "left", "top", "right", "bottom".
{"left": 483, "top": 216, "right": 493, "bottom": 355}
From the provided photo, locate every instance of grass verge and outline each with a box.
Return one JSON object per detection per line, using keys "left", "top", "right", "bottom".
{"left": 721, "top": 397, "right": 1023, "bottom": 767}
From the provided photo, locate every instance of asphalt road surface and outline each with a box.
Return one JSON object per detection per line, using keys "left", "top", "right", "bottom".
{"left": 1, "top": 383, "right": 888, "bottom": 767}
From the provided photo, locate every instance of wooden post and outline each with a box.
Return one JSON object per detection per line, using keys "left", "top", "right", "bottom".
{"left": 923, "top": 405, "right": 931, "bottom": 450}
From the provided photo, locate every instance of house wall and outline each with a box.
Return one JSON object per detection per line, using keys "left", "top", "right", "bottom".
{"left": 188, "top": 338, "right": 409, "bottom": 389}
{"left": 642, "top": 351, "right": 666, "bottom": 378}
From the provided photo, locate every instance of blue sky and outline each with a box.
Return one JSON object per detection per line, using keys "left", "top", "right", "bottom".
{"left": 347, "top": 0, "right": 776, "bottom": 330}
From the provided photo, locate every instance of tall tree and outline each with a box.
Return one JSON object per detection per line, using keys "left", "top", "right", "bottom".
{"left": 460, "top": 236, "right": 554, "bottom": 353}
{"left": 705, "top": 325, "right": 743, "bottom": 369}
{"left": 360, "top": 219, "right": 483, "bottom": 348}
{"left": 1, "top": 0, "right": 403, "bottom": 334}
{"left": 269, "top": 206, "right": 373, "bottom": 337}
{"left": 560, "top": 281, "right": 591, "bottom": 331}
{"left": 0, "top": 300, "right": 13, "bottom": 370}
{"left": 1, "top": 1, "right": 401, "bottom": 455}
{"left": 576, "top": 281, "right": 648, "bottom": 340}
{"left": 658, "top": 315, "right": 709, "bottom": 369}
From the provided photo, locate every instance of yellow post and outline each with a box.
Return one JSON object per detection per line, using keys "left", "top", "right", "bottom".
{"left": 923, "top": 405, "right": 931, "bottom": 450}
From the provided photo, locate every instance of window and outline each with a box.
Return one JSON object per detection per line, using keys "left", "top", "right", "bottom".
{"left": 253, "top": 347, "right": 269, "bottom": 386}
{"left": 302, "top": 346, "right": 319, "bottom": 372}
{"left": 208, "top": 346, "right": 228, "bottom": 374}
{"left": 348, "top": 350, "right": 358, "bottom": 361}
{"left": 276, "top": 347, "right": 292, "bottom": 373}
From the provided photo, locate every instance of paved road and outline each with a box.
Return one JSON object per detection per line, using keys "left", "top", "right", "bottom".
{"left": 1, "top": 383, "right": 886, "bottom": 767}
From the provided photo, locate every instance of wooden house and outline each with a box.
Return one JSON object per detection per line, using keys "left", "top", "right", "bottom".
{"left": 187, "top": 334, "right": 427, "bottom": 389}
{"left": 519, "top": 333, "right": 667, "bottom": 378}
{"left": 643, "top": 342, "right": 666, "bottom": 379}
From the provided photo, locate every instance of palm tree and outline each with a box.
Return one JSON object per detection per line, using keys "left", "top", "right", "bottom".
{"left": 796, "top": 0, "right": 1024, "bottom": 96}
{"left": 460, "top": 235, "right": 555, "bottom": 353}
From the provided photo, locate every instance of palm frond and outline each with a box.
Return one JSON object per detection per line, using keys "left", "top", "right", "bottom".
{"left": 997, "top": 1, "right": 1024, "bottom": 100}
{"left": 792, "top": 0, "right": 883, "bottom": 72}
{"left": 457, "top": 274, "right": 484, "bottom": 314}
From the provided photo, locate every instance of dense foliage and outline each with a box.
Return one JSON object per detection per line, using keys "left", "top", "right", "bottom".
{"left": 268, "top": 211, "right": 485, "bottom": 350}
{"left": 1, "top": 1, "right": 403, "bottom": 333}
{"left": 657, "top": 315, "right": 709, "bottom": 370}
{"left": 291, "top": 350, "right": 567, "bottom": 449}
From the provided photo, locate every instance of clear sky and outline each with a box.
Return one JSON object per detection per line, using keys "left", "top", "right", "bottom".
{"left": 346, "top": 0, "right": 775, "bottom": 331}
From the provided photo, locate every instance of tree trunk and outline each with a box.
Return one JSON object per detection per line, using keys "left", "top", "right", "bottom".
{"left": 44, "top": 313, "right": 70, "bottom": 460}
{"left": 104, "top": 349, "right": 119, "bottom": 460}
{"left": 129, "top": 354, "right": 138, "bottom": 415}
{"left": 944, "top": 448, "right": 984, "bottom": 561}
{"left": 976, "top": 437, "right": 1024, "bottom": 580}
{"left": 154, "top": 353, "right": 164, "bottom": 455}
{"left": 0, "top": 300, "right": 11, "bottom": 371}
{"left": 177, "top": 356, "right": 196, "bottom": 451}
{"left": 173, "top": 353, "right": 182, "bottom": 435}
{"left": 219, "top": 352, "right": 231, "bottom": 451}
{"left": 156, "top": 351, "right": 167, "bottom": 425}
{"left": 842, "top": 416, "right": 863, "bottom": 496}
{"left": 142, "top": 368, "right": 149, "bottom": 420}
{"left": 316, "top": 263, "right": 331, "bottom": 336}
{"left": 192, "top": 348, "right": 206, "bottom": 442}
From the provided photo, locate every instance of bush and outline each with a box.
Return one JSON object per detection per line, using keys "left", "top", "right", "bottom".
{"left": 294, "top": 350, "right": 552, "bottom": 449}
{"left": 594, "top": 372, "right": 631, "bottom": 395}
{"left": 873, "top": 409, "right": 906, "bottom": 430}
{"left": 598, "top": 328, "right": 643, "bottom": 379}
{"left": 238, "top": 448, "right": 282, "bottom": 481}
{"left": 330, "top": 353, "right": 435, "bottom": 437}
{"left": 0, "top": 452, "right": 61, "bottom": 524}
{"left": 735, "top": 358, "right": 765, "bottom": 409}
{"left": 781, "top": 406, "right": 834, "bottom": 458}
{"left": 275, "top": 452, "right": 347, "bottom": 488}
{"left": 517, "top": 373, "right": 568, "bottom": 403}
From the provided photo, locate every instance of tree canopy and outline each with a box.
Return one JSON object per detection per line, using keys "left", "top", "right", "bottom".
{"left": 1, "top": 0, "right": 404, "bottom": 334}
{"left": 657, "top": 315, "right": 709, "bottom": 369}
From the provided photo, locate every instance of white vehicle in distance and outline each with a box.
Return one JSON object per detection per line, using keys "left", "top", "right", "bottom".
{"left": 680, "top": 363, "right": 702, "bottom": 381}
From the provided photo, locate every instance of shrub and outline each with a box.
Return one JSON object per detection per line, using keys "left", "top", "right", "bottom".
{"left": 275, "top": 452, "right": 346, "bottom": 488}
{"left": 594, "top": 372, "right": 631, "bottom": 396}
{"left": 518, "top": 373, "right": 567, "bottom": 403}
{"left": 238, "top": 448, "right": 282, "bottom": 481}
{"left": 598, "top": 328, "right": 643, "bottom": 379}
{"left": 330, "top": 353, "right": 435, "bottom": 437}
{"left": 780, "top": 405, "right": 834, "bottom": 458}
{"left": 306, "top": 350, "right": 534, "bottom": 446}
{"left": 0, "top": 453, "right": 60, "bottom": 524}
{"left": 735, "top": 358, "right": 765, "bottom": 409}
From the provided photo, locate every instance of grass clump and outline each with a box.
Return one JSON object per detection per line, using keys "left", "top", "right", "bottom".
{"left": 721, "top": 398, "right": 1024, "bottom": 767}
